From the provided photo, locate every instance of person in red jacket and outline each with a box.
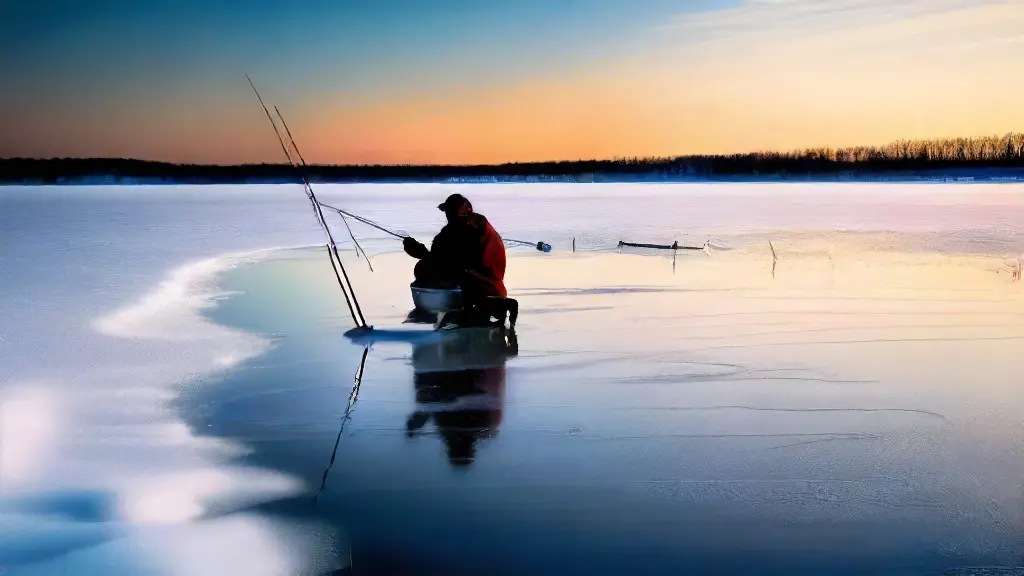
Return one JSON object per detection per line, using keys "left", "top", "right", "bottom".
{"left": 403, "top": 194, "right": 508, "bottom": 303}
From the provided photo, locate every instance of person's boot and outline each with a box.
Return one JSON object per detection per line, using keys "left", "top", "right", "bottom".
{"left": 404, "top": 308, "right": 438, "bottom": 324}
{"left": 435, "top": 311, "right": 464, "bottom": 330}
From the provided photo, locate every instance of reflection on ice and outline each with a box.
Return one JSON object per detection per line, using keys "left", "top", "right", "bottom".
{"left": 7, "top": 192, "right": 1024, "bottom": 573}
{"left": 321, "top": 325, "right": 518, "bottom": 490}
{"left": 405, "top": 326, "right": 518, "bottom": 467}
{"left": 280, "top": 234, "right": 1024, "bottom": 571}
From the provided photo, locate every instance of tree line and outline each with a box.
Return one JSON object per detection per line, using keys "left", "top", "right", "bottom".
{"left": 2, "top": 132, "right": 1022, "bottom": 184}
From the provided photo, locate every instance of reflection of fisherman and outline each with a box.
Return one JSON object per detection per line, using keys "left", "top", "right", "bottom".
{"left": 402, "top": 194, "right": 508, "bottom": 303}
{"left": 405, "top": 327, "right": 518, "bottom": 467}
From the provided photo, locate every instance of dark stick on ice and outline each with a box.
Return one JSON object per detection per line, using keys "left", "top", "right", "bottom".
{"left": 769, "top": 241, "right": 778, "bottom": 279}
{"left": 618, "top": 240, "right": 704, "bottom": 250}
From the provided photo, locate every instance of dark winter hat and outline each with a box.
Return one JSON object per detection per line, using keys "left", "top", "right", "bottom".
{"left": 438, "top": 193, "right": 472, "bottom": 212}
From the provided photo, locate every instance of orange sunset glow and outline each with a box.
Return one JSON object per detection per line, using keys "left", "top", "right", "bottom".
{"left": 2, "top": 0, "right": 1023, "bottom": 164}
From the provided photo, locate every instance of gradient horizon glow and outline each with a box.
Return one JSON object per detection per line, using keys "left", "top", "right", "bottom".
{"left": 2, "top": 0, "right": 1022, "bottom": 165}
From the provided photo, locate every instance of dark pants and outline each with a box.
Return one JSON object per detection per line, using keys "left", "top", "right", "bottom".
{"left": 413, "top": 259, "right": 459, "bottom": 289}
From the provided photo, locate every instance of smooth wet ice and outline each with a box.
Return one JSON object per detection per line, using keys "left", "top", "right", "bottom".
{"left": 4, "top": 183, "right": 1024, "bottom": 574}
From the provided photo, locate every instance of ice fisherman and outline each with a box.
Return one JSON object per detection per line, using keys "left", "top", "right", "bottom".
{"left": 402, "top": 193, "right": 508, "bottom": 302}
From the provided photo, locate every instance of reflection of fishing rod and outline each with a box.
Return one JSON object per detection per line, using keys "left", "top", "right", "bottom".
{"left": 319, "top": 202, "right": 552, "bottom": 253}
{"left": 245, "top": 75, "right": 367, "bottom": 328}
{"left": 314, "top": 345, "right": 369, "bottom": 504}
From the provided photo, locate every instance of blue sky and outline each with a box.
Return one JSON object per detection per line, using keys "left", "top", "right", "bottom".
{"left": 1, "top": 1, "right": 727, "bottom": 103}
{"left": 1, "top": 0, "right": 1020, "bottom": 163}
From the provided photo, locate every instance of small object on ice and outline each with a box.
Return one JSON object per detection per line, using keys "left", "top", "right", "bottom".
{"left": 504, "top": 238, "right": 552, "bottom": 252}
{"left": 618, "top": 240, "right": 705, "bottom": 250}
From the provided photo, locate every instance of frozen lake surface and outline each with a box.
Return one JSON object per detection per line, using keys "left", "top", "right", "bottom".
{"left": 2, "top": 183, "right": 1024, "bottom": 574}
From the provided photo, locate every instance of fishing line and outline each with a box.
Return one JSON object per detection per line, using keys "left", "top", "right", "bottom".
{"left": 319, "top": 202, "right": 408, "bottom": 239}
{"left": 320, "top": 202, "right": 553, "bottom": 253}
{"left": 245, "top": 75, "right": 367, "bottom": 328}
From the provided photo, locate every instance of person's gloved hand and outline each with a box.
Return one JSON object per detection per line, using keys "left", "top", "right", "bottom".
{"left": 403, "top": 236, "right": 428, "bottom": 259}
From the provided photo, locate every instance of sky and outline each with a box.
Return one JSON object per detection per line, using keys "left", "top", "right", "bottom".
{"left": 1, "top": 0, "right": 1022, "bottom": 165}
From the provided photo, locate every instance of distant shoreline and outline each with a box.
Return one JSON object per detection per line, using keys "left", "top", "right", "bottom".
{"left": 3, "top": 132, "right": 1022, "bottom": 185}
{"left": 3, "top": 159, "right": 1023, "bottom": 186}
{"left": 3, "top": 171, "right": 1024, "bottom": 186}
{"left": 2, "top": 162, "right": 1022, "bottom": 186}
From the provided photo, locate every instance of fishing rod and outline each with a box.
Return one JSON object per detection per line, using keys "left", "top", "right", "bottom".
{"left": 245, "top": 75, "right": 367, "bottom": 328}
{"left": 246, "top": 76, "right": 364, "bottom": 327}
{"left": 273, "top": 107, "right": 374, "bottom": 271}
{"left": 319, "top": 202, "right": 553, "bottom": 253}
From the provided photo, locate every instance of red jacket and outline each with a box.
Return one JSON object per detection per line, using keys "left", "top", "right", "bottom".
{"left": 466, "top": 215, "right": 508, "bottom": 298}
{"left": 411, "top": 213, "right": 507, "bottom": 298}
